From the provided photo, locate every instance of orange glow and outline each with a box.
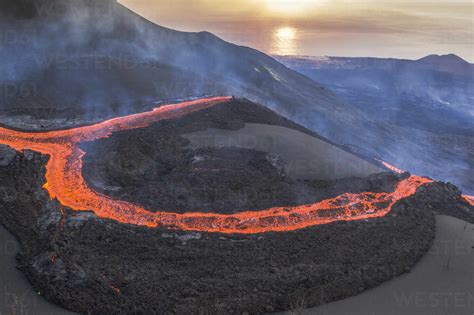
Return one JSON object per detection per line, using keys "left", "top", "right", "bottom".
{"left": 0, "top": 96, "right": 433, "bottom": 234}
{"left": 463, "top": 195, "right": 474, "bottom": 206}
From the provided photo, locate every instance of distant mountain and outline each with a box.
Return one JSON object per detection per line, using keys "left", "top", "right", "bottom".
{"left": 277, "top": 54, "right": 474, "bottom": 193}
{"left": 417, "top": 54, "right": 472, "bottom": 75}
{"left": 279, "top": 54, "right": 473, "bottom": 76}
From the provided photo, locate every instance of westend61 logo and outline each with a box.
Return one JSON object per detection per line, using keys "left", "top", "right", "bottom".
{"left": 29, "top": 53, "right": 165, "bottom": 72}
{"left": 0, "top": 81, "right": 38, "bottom": 99}
{"left": 393, "top": 290, "right": 474, "bottom": 310}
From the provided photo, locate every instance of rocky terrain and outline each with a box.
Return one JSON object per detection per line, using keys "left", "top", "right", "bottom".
{"left": 1, "top": 146, "right": 473, "bottom": 314}
{"left": 0, "top": 99, "right": 472, "bottom": 314}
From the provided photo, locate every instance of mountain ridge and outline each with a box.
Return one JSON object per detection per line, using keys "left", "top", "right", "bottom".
{"left": 276, "top": 54, "right": 473, "bottom": 76}
{"left": 417, "top": 53, "right": 470, "bottom": 64}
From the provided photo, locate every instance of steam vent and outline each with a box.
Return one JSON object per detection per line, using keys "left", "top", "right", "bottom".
{"left": 0, "top": 0, "right": 472, "bottom": 314}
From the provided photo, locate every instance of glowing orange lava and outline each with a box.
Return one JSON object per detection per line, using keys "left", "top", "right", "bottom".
{"left": 376, "top": 159, "right": 404, "bottom": 174}
{"left": 377, "top": 160, "right": 474, "bottom": 207}
{"left": 0, "top": 96, "right": 434, "bottom": 234}
{"left": 463, "top": 195, "right": 474, "bottom": 206}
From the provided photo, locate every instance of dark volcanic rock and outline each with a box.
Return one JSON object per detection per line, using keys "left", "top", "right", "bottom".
{"left": 0, "top": 150, "right": 437, "bottom": 314}
{"left": 416, "top": 182, "right": 474, "bottom": 223}
{"left": 0, "top": 144, "right": 16, "bottom": 166}
{"left": 1, "top": 130, "right": 471, "bottom": 314}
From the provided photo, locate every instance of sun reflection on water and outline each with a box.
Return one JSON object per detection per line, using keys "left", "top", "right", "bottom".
{"left": 272, "top": 26, "right": 298, "bottom": 55}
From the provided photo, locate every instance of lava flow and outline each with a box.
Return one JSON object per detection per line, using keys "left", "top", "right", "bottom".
{"left": 463, "top": 195, "right": 474, "bottom": 206}
{"left": 377, "top": 160, "right": 404, "bottom": 174}
{"left": 378, "top": 160, "right": 474, "bottom": 207}
{"left": 0, "top": 96, "right": 434, "bottom": 234}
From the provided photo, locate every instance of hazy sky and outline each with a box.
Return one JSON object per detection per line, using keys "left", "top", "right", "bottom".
{"left": 119, "top": 0, "right": 473, "bottom": 61}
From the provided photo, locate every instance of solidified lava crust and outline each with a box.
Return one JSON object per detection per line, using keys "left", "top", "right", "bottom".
{"left": 3, "top": 147, "right": 472, "bottom": 314}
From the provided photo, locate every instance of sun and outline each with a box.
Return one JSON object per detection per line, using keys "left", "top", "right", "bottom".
{"left": 276, "top": 26, "right": 296, "bottom": 40}
{"left": 272, "top": 26, "right": 298, "bottom": 55}
{"left": 264, "top": 0, "right": 317, "bottom": 16}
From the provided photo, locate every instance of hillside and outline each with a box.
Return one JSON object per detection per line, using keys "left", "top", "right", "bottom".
{"left": 277, "top": 54, "right": 474, "bottom": 194}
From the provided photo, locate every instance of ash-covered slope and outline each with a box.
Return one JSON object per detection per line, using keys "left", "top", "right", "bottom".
{"left": 0, "top": 0, "right": 344, "bottom": 126}
{"left": 0, "top": 0, "right": 228, "bottom": 119}
{"left": 277, "top": 55, "right": 474, "bottom": 194}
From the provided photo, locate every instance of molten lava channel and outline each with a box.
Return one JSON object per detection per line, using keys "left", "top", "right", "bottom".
{"left": 0, "top": 97, "right": 436, "bottom": 234}
{"left": 463, "top": 195, "right": 474, "bottom": 206}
